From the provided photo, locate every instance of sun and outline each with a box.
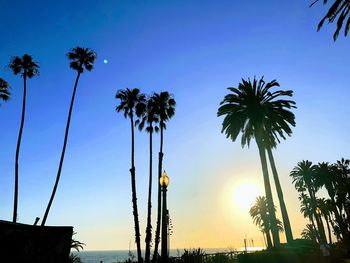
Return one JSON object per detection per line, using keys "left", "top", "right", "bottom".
{"left": 233, "top": 182, "right": 262, "bottom": 212}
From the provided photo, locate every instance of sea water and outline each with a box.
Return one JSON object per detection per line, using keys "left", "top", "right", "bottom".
{"left": 75, "top": 247, "right": 264, "bottom": 263}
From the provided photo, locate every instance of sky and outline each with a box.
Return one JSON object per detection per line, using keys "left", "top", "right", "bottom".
{"left": 0, "top": 0, "right": 349, "bottom": 251}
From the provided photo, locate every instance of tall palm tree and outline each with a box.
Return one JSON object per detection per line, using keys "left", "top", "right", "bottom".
{"left": 9, "top": 54, "right": 39, "bottom": 223}
{"left": 136, "top": 97, "right": 159, "bottom": 263}
{"left": 116, "top": 88, "right": 146, "bottom": 263}
{"left": 265, "top": 132, "right": 295, "bottom": 242}
{"left": 151, "top": 91, "right": 176, "bottom": 260}
{"left": 41, "top": 47, "right": 96, "bottom": 226}
{"left": 290, "top": 160, "right": 327, "bottom": 243}
{"left": 0, "top": 78, "right": 10, "bottom": 104}
{"left": 218, "top": 77, "right": 295, "bottom": 246}
{"left": 311, "top": 0, "right": 350, "bottom": 41}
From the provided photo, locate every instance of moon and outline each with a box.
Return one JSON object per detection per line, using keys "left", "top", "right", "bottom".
{"left": 103, "top": 59, "right": 108, "bottom": 64}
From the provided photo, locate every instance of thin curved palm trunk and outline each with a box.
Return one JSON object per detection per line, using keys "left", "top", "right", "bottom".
{"left": 267, "top": 148, "right": 293, "bottom": 242}
{"left": 13, "top": 74, "right": 27, "bottom": 223}
{"left": 130, "top": 115, "right": 143, "bottom": 262}
{"left": 145, "top": 128, "right": 153, "bottom": 263}
{"left": 307, "top": 186, "right": 327, "bottom": 243}
{"left": 256, "top": 137, "right": 280, "bottom": 247}
{"left": 41, "top": 72, "right": 81, "bottom": 226}
{"left": 325, "top": 215, "right": 332, "bottom": 244}
{"left": 153, "top": 124, "right": 164, "bottom": 260}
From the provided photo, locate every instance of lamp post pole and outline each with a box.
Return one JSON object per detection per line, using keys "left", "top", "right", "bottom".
{"left": 160, "top": 171, "right": 169, "bottom": 262}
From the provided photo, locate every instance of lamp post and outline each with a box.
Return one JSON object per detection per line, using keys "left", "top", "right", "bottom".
{"left": 160, "top": 171, "right": 169, "bottom": 262}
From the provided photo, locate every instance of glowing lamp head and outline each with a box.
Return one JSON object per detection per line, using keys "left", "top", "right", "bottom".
{"left": 160, "top": 171, "right": 169, "bottom": 187}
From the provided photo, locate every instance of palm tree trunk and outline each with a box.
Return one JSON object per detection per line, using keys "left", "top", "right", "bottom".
{"left": 325, "top": 215, "right": 332, "bottom": 244}
{"left": 256, "top": 137, "right": 280, "bottom": 247}
{"left": 130, "top": 115, "right": 143, "bottom": 263}
{"left": 267, "top": 148, "right": 293, "bottom": 243}
{"left": 13, "top": 74, "right": 27, "bottom": 223}
{"left": 153, "top": 124, "right": 163, "bottom": 260}
{"left": 307, "top": 187, "right": 327, "bottom": 243}
{"left": 265, "top": 229, "right": 273, "bottom": 249}
{"left": 41, "top": 72, "right": 81, "bottom": 226}
{"left": 145, "top": 128, "right": 153, "bottom": 263}
{"left": 328, "top": 195, "right": 349, "bottom": 243}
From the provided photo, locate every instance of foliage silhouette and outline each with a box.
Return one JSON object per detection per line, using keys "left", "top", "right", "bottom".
{"left": 9, "top": 54, "right": 39, "bottom": 223}
{"left": 116, "top": 88, "right": 146, "bottom": 263}
{"left": 249, "top": 196, "right": 284, "bottom": 249}
{"left": 136, "top": 96, "right": 159, "bottom": 263}
{"left": 42, "top": 47, "right": 96, "bottom": 226}
{"left": 311, "top": 0, "right": 350, "bottom": 41}
{"left": 218, "top": 76, "right": 296, "bottom": 247}
{"left": 290, "top": 160, "right": 327, "bottom": 243}
{"left": 152, "top": 91, "right": 176, "bottom": 260}
{"left": 301, "top": 224, "right": 318, "bottom": 243}
{"left": 0, "top": 78, "right": 10, "bottom": 104}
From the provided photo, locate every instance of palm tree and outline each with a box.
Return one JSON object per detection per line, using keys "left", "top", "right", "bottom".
{"left": 301, "top": 224, "right": 319, "bottom": 243}
{"left": 151, "top": 91, "right": 176, "bottom": 260}
{"left": 41, "top": 47, "right": 96, "bottom": 226}
{"left": 116, "top": 88, "right": 146, "bottom": 263}
{"left": 250, "top": 196, "right": 273, "bottom": 248}
{"left": 136, "top": 97, "right": 159, "bottom": 263}
{"left": 9, "top": 54, "right": 39, "bottom": 223}
{"left": 311, "top": 0, "right": 350, "bottom": 41}
{"left": 314, "top": 162, "right": 349, "bottom": 243}
{"left": 290, "top": 160, "right": 327, "bottom": 243}
{"left": 218, "top": 77, "right": 296, "bottom": 246}
{"left": 299, "top": 193, "right": 319, "bottom": 241}
{"left": 249, "top": 196, "right": 284, "bottom": 249}
{"left": 0, "top": 78, "right": 10, "bottom": 104}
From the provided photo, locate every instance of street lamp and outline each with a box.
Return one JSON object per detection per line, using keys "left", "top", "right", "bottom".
{"left": 160, "top": 171, "right": 169, "bottom": 262}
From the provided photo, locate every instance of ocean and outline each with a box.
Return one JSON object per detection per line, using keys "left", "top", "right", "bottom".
{"left": 75, "top": 247, "right": 264, "bottom": 263}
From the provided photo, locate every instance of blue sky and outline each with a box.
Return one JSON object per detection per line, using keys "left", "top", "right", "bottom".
{"left": 0, "top": 0, "right": 349, "bottom": 250}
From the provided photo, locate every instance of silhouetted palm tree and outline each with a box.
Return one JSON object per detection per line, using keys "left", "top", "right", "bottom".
{"left": 299, "top": 193, "right": 320, "bottom": 241}
{"left": 249, "top": 196, "right": 284, "bottom": 249}
{"left": 218, "top": 77, "right": 295, "bottom": 246}
{"left": 9, "top": 54, "right": 39, "bottom": 223}
{"left": 315, "top": 162, "right": 349, "bottom": 243}
{"left": 136, "top": 97, "right": 159, "bottom": 263}
{"left": 151, "top": 91, "right": 176, "bottom": 260}
{"left": 116, "top": 88, "right": 146, "bottom": 263}
{"left": 0, "top": 78, "right": 10, "bottom": 104}
{"left": 42, "top": 47, "right": 96, "bottom": 226}
{"left": 290, "top": 160, "right": 327, "bottom": 243}
{"left": 250, "top": 196, "right": 273, "bottom": 248}
{"left": 311, "top": 0, "right": 350, "bottom": 41}
{"left": 301, "top": 224, "right": 318, "bottom": 243}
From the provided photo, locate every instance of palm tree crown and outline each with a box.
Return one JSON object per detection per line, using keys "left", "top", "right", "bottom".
{"left": 0, "top": 78, "right": 10, "bottom": 103}
{"left": 67, "top": 47, "right": 96, "bottom": 73}
{"left": 217, "top": 77, "right": 296, "bottom": 147}
{"left": 9, "top": 54, "right": 39, "bottom": 78}
{"left": 152, "top": 91, "right": 176, "bottom": 128}
{"left": 311, "top": 0, "right": 350, "bottom": 40}
{"left": 116, "top": 88, "right": 146, "bottom": 119}
{"left": 136, "top": 97, "right": 160, "bottom": 133}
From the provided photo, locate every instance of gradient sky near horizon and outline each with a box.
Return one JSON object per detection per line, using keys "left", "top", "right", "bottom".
{"left": 0, "top": 0, "right": 349, "bottom": 251}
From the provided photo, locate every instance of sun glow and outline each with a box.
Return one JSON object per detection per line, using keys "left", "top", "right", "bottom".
{"left": 233, "top": 182, "right": 262, "bottom": 212}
